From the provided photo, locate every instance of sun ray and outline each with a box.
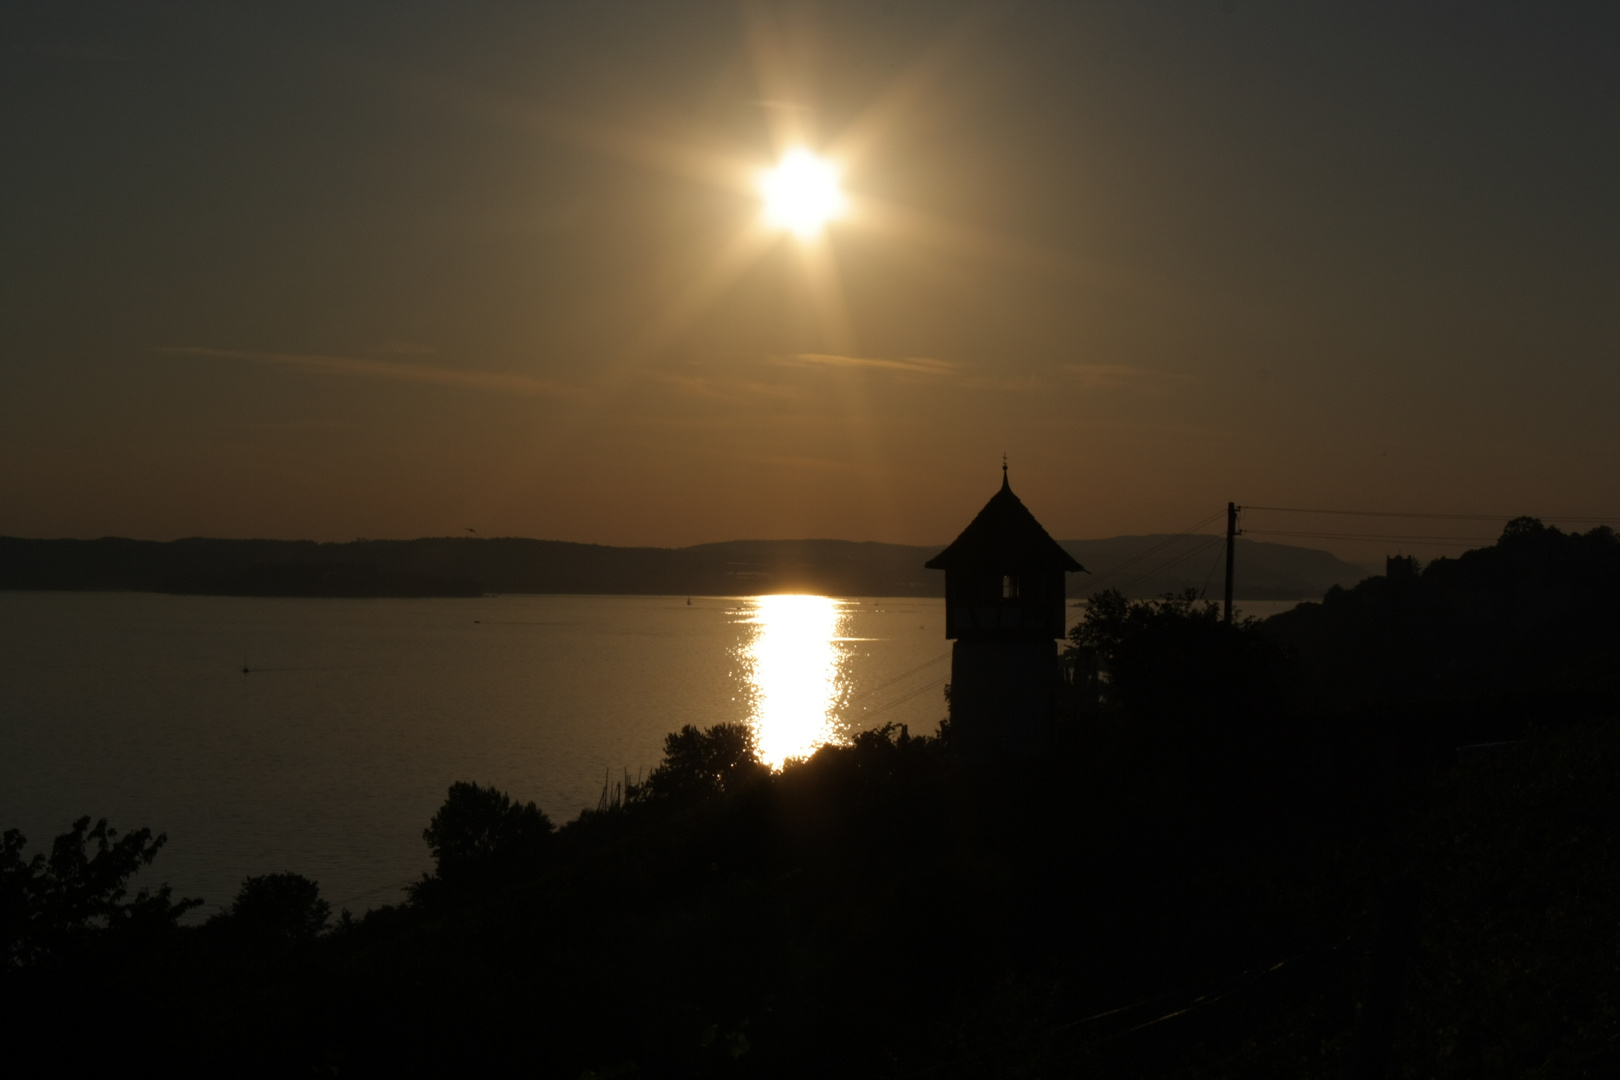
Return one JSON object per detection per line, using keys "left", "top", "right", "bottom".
{"left": 743, "top": 4, "right": 814, "bottom": 156}
{"left": 492, "top": 217, "right": 781, "bottom": 482}
{"left": 362, "top": 1, "right": 1080, "bottom": 499}
{"left": 824, "top": 5, "right": 1004, "bottom": 172}
{"left": 344, "top": 6, "right": 1084, "bottom": 539}
{"left": 790, "top": 240, "right": 911, "bottom": 544}
{"left": 376, "top": 5, "right": 1040, "bottom": 364}
{"left": 844, "top": 191, "right": 1090, "bottom": 281}
{"left": 795, "top": 233, "right": 855, "bottom": 355}
{"left": 624, "top": 222, "right": 783, "bottom": 360}
{"left": 380, "top": 65, "right": 762, "bottom": 196}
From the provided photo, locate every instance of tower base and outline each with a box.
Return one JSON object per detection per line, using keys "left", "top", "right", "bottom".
{"left": 948, "top": 639, "right": 1058, "bottom": 754}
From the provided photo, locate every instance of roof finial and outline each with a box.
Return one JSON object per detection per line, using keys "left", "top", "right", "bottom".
{"left": 1001, "top": 453, "right": 1009, "bottom": 490}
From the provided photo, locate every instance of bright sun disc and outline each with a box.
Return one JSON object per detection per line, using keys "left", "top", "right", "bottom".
{"left": 759, "top": 149, "right": 845, "bottom": 237}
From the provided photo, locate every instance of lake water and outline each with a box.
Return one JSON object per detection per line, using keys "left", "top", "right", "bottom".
{"left": 0, "top": 592, "right": 955, "bottom": 916}
{"left": 0, "top": 591, "right": 1303, "bottom": 917}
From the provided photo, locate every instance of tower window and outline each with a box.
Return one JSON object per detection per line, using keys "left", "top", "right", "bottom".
{"left": 1002, "top": 574, "right": 1019, "bottom": 599}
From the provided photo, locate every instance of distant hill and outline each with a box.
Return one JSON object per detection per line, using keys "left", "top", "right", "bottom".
{"left": 0, "top": 534, "right": 1369, "bottom": 600}
{"left": 1058, "top": 535, "right": 1368, "bottom": 601}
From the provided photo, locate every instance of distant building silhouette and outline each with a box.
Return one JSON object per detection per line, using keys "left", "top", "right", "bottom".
{"left": 1385, "top": 554, "right": 1422, "bottom": 581}
{"left": 926, "top": 467, "right": 1083, "bottom": 752}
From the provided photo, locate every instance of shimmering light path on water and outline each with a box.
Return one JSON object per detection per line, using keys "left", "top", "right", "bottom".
{"left": 0, "top": 592, "right": 949, "bottom": 916}
{"left": 736, "top": 595, "right": 850, "bottom": 768}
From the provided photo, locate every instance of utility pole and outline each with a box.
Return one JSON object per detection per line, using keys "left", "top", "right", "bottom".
{"left": 1223, "top": 502, "right": 1239, "bottom": 625}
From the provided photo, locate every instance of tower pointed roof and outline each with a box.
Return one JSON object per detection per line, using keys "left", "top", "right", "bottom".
{"left": 925, "top": 468, "right": 1083, "bottom": 572}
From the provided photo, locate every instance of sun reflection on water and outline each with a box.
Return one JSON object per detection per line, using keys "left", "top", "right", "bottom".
{"left": 736, "top": 595, "right": 849, "bottom": 768}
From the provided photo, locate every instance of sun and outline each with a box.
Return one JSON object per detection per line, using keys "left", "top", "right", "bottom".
{"left": 758, "top": 148, "right": 845, "bottom": 238}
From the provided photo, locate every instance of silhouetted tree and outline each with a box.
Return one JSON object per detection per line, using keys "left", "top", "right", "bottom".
{"left": 1069, "top": 588, "right": 1294, "bottom": 729}
{"left": 210, "top": 872, "right": 331, "bottom": 948}
{"left": 627, "top": 722, "right": 769, "bottom": 806}
{"left": 410, "top": 781, "right": 555, "bottom": 903}
{"left": 0, "top": 817, "right": 198, "bottom": 968}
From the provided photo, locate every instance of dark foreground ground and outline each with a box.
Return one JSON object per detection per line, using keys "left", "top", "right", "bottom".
{"left": 3, "top": 518, "right": 1617, "bottom": 1077}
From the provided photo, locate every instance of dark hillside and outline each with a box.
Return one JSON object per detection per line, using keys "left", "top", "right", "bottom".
{"left": 1263, "top": 518, "right": 1620, "bottom": 741}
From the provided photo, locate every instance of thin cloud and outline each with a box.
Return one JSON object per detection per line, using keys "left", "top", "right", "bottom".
{"left": 772, "top": 353, "right": 966, "bottom": 378}
{"left": 642, "top": 368, "right": 805, "bottom": 405}
{"left": 772, "top": 352, "right": 1049, "bottom": 392}
{"left": 153, "top": 347, "right": 574, "bottom": 398}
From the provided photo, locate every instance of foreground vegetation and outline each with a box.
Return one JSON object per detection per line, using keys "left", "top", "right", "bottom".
{"left": 3, "top": 519, "right": 1617, "bottom": 1077}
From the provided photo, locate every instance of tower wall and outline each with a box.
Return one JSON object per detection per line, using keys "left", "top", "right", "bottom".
{"left": 948, "top": 638, "right": 1059, "bottom": 754}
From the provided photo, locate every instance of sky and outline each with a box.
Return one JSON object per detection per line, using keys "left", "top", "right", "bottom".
{"left": 3, "top": 2, "right": 1617, "bottom": 556}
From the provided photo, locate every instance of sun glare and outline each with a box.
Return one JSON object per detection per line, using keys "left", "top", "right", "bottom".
{"left": 758, "top": 148, "right": 845, "bottom": 238}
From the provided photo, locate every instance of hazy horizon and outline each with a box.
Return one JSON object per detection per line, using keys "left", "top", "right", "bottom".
{"left": 0, "top": 513, "right": 1552, "bottom": 571}
{"left": 0, "top": 523, "right": 1382, "bottom": 567}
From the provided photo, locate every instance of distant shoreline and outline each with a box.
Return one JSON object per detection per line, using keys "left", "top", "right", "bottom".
{"left": 0, "top": 534, "right": 1370, "bottom": 601}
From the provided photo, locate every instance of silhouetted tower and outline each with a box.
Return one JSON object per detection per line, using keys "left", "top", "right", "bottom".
{"left": 926, "top": 466, "right": 1084, "bottom": 752}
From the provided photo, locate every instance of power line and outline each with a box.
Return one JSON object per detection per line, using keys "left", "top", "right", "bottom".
{"left": 849, "top": 518, "right": 1227, "bottom": 715}
{"left": 1245, "top": 528, "right": 1500, "bottom": 545}
{"left": 1245, "top": 505, "right": 1620, "bottom": 524}
{"left": 844, "top": 650, "right": 949, "bottom": 705}
{"left": 1079, "top": 508, "right": 1227, "bottom": 593}
{"left": 858, "top": 675, "right": 949, "bottom": 721}
{"left": 1066, "top": 533, "right": 1227, "bottom": 631}
{"left": 857, "top": 520, "right": 1226, "bottom": 719}
{"left": 1198, "top": 536, "right": 1226, "bottom": 598}
{"left": 1115, "top": 534, "right": 1225, "bottom": 596}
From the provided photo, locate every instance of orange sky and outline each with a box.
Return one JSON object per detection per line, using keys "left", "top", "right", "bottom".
{"left": 3, "top": 3, "right": 1617, "bottom": 558}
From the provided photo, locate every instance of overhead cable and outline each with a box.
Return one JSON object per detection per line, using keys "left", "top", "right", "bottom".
{"left": 1114, "top": 533, "right": 1225, "bottom": 597}
{"left": 1245, "top": 506, "right": 1619, "bottom": 523}
{"left": 1078, "top": 508, "right": 1226, "bottom": 593}
{"left": 858, "top": 675, "right": 949, "bottom": 721}
{"left": 1245, "top": 529, "right": 1500, "bottom": 544}
{"left": 844, "top": 650, "right": 949, "bottom": 705}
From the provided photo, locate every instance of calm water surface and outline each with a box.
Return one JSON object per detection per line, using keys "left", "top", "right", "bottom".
{"left": 0, "top": 592, "right": 950, "bottom": 915}
{"left": 0, "top": 591, "right": 1301, "bottom": 916}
